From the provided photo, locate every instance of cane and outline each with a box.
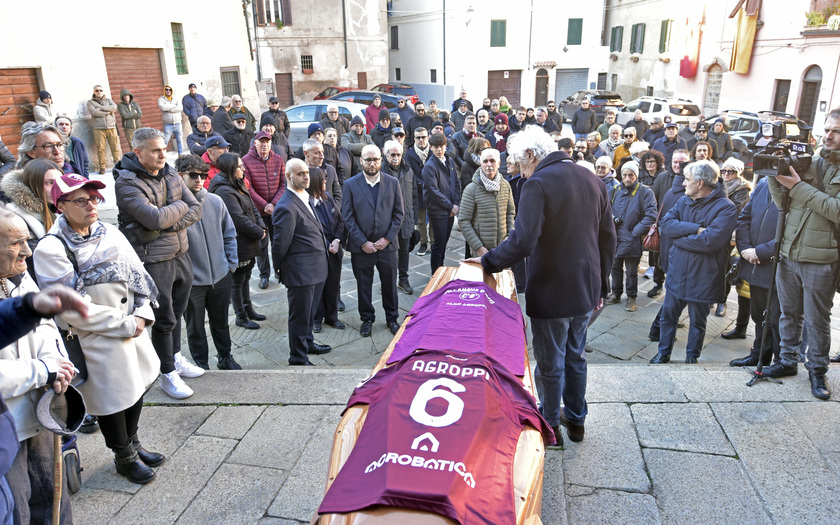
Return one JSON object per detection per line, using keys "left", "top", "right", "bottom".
{"left": 747, "top": 189, "right": 787, "bottom": 386}
{"left": 52, "top": 434, "right": 62, "bottom": 525}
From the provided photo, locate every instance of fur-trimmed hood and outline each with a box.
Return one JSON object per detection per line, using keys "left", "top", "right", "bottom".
{"left": 1, "top": 168, "right": 44, "bottom": 217}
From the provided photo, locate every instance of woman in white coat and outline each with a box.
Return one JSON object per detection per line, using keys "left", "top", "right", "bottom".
{"left": 33, "top": 173, "right": 164, "bottom": 485}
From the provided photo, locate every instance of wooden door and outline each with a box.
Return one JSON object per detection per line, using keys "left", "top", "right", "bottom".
{"left": 534, "top": 69, "right": 549, "bottom": 107}
{"left": 0, "top": 68, "right": 40, "bottom": 157}
{"left": 487, "top": 70, "right": 521, "bottom": 108}
{"left": 274, "top": 73, "right": 294, "bottom": 108}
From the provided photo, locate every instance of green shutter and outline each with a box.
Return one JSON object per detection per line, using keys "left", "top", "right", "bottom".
{"left": 659, "top": 20, "right": 672, "bottom": 53}
{"left": 611, "top": 26, "right": 623, "bottom": 52}
{"left": 491, "top": 20, "right": 506, "bottom": 47}
{"left": 568, "top": 18, "right": 582, "bottom": 46}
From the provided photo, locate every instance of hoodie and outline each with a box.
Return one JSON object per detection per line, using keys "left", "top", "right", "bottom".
{"left": 117, "top": 88, "right": 143, "bottom": 130}
{"left": 33, "top": 99, "right": 54, "bottom": 123}
{"left": 158, "top": 85, "right": 183, "bottom": 125}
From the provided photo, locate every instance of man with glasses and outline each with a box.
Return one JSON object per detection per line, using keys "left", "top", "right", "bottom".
{"left": 260, "top": 96, "right": 290, "bottom": 138}
{"left": 405, "top": 127, "right": 434, "bottom": 256}
{"left": 187, "top": 116, "right": 221, "bottom": 157}
{"left": 573, "top": 139, "right": 595, "bottom": 164}
{"left": 406, "top": 102, "right": 433, "bottom": 148}
{"left": 228, "top": 95, "right": 257, "bottom": 132}
{"left": 342, "top": 144, "right": 405, "bottom": 337}
{"left": 177, "top": 154, "right": 241, "bottom": 371}
{"left": 158, "top": 84, "right": 185, "bottom": 156}
{"left": 612, "top": 127, "right": 637, "bottom": 168}
{"left": 571, "top": 98, "right": 596, "bottom": 140}
{"left": 652, "top": 117, "right": 687, "bottom": 167}
{"left": 686, "top": 122, "right": 718, "bottom": 161}
{"left": 546, "top": 101, "right": 562, "bottom": 129}
{"left": 395, "top": 97, "right": 414, "bottom": 125}
{"left": 319, "top": 104, "right": 350, "bottom": 137}
{"left": 15, "top": 121, "right": 72, "bottom": 172}
{"left": 88, "top": 84, "right": 122, "bottom": 174}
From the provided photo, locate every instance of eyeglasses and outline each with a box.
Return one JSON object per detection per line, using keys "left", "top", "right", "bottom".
{"left": 645, "top": 159, "right": 658, "bottom": 164}
{"left": 94, "top": 89, "right": 103, "bottom": 93}
{"left": 720, "top": 169, "right": 737, "bottom": 175}
{"left": 187, "top": 172, "right": 206, "bottom": 179}
{"left": 35, "top": 142, "right": 65, "bottom": 152}
{"left": 623, "top": 134, "right": 634, "bottom": 138}
{"left": 65, "top": 195, "right": 102, "bottom": 207}
{"left": 362, "top": 157, "right": 382, "bottom": 163}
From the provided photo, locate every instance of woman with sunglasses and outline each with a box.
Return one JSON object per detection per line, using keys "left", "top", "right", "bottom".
{"left": 209, "top": 152, "right": 267, "bottom": 329}
{"left": 715, "top": 157, "right": 752, "bottom": 318}
{"left": 33, "top": 173, "right": 164, "bottom": 484}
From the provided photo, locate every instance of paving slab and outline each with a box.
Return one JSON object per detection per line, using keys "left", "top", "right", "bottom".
{"left": 177, "top": 464, "right": 287, "bottom": 525}
{"left": 668, "top": 368, "right": 820, "bottom": 402}
{"left": 196, "top": 405, "right": 266, "bottom": 440}
{"left": 587, "top": 320, "right": 652, "bottom": 360}
{"left": 68, "top": 487, "right": 131, "bottom": 524}
{"left": 644, "top": 449, "right": 771, "bottom": 525}
{"left": 565, "top": 486, "right": 660, "bottom": 525}
{"left": 631, "top": 403, "right": 734, "bottom": 456}
{"left": 711, "top": 402, "right": 840, "bottom": 523}
{"left": 113, "top": 435, "right": 238, "bottom": 524}
{"left": 587, "top": 366, "right": 687, "bottom": 403}
{"left": 784, "top": 401, "right": 840, "bottom": 453}
{"left": 562, "top": 403, "right": 650, "bottom": 493}
{"left": 540, "top": 449, "right": 568, "bottom": 525}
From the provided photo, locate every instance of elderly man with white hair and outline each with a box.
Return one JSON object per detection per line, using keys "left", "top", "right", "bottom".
{"left": 458, "top": 147, "right": 515, "bottom": 258}
{"left": 228, "top": 95, "right": 257, "bottom": 132}
{"left": 380, "top": 140, "right": 416, "bottom": 294}
{"left": 466, "top": 126, "right": 616, "bottom": 446}
{"left": 599, "top": 123, "right": 624, "bottom": 162}
{"left": 319, "top": 103, "right": 351, "bottom": 137}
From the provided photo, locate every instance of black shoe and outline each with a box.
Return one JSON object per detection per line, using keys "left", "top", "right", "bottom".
{"left": 729, "top": 355, "right": 758, "bottom": 367}
{"left": 398, "top": 281, "right": 414, "bottom": 295}
{"left": 289, "top": 360, "right": 315, "bottom": 366}
{"left": 715, "top": 303, "right": 726, "bottom": 317}
{"left": 217, "top": 355, "right": 242, "bottom": 370}
{"left": 114, "top": 445, "right": 155, "bottom": 484}
{"left": 313, "top": 320, "right": 322, "bottom": 333}
{"left": 337, "top": 298, "right": 345, "bottom": 312}
{"left": 259, "top": 277, "right": 269, "bottom": 289}
{"left": 235, "top": 315, "right": 260, "bottom": 330}
{"left": 809, "top": 371, "right": 831, "bottom": 400}
{"left": 647, "top": 284, "right": 663, "bottom": 298}
{"left": 246, "top": 307, "right": 266, "bottom": 321}
{"left": 550, "top": 425, "right": 564, "bottom": 447}
{"left": 195, "top": 362, "right": 210, "bottom": 371}
{"left": 417, "top": 243, "right": 428, "bottom": 256}
{"left": 648, "top": 330, "right": 660, "bottom": 342}
{"left": 685, "top": 356, "right": 698, "bottom": 364}
{"left": 387, "top": 321, "right": 400, "bottom": 335}
{"left": 649, "top": 353, "right": 671, "bottom": 364}
{"left": 324, "top": 319, "right": 345, "bottom": 330}
{"left": 308, "top": 343, "right": 332, "bottom": 355}
{"left": 360, "top": 320, "right": 373, "bottom": 337}
{"left": 559, "top": 414, "right": 585, "bottom": 442}
{"left": 722, "top": 326, "right": 747, "bottom": 340}
{"left": 763, "top": 361, "right": 798, "bottom": 378}
{"left": 830, "top": 354, "right": 840, "bottom": 363}
{"left": 78, "top": 414, "right": 99, "bottom": 434}
{"left": 130, "top": 435, "right": 166, "bottom": 468}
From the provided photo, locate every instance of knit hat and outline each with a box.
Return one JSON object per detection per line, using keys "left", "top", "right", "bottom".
{"left": 350, "top": 115, "right": 364, "bottom": 127}
{"left": 269, "top": 96, "right": 279, "bottom": 103}
{"left": 188, "top": 83, "right": 197, "bottom": 89}
{"left": 621, "top": 160, "right": 640, "bottom": 176}
{"left": 308, "top": 122, "right": 324, "bottom": 137}
{"left": 696, "top": 122, "right": 709, "bottom": 132}
{"left": 431, "top": 120, "right": 443, "bottom": 131}
{"left": 379, "top": 108, "right": 391, "bottom": 121}
{"left": 494, "top": 114, "right": 509, "bottom": 125}
{"left": 259, "top": 115, "right": 276, "bottom": 129}
{"left": 39, "top": 90, "right": 51, "bottom": 101}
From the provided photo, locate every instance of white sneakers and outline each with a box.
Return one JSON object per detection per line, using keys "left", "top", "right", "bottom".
{"left": 160, "top": 371, "right": 193, "bottom": 399}
{"left": 174, "top": 352, "right": 205, "bottom": 378}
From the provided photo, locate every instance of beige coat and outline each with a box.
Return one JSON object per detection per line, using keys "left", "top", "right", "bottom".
{"left": 87, "top": 96, "right": 118, "bottom": 130}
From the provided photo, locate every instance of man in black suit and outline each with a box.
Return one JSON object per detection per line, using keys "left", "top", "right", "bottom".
{"left": 272, "top": 158, "right": 333, "bottom": 365}
{"left": 342, "top": 144, "right": 405, "bottom": 337}
{"left": 466, "top": 126, "right": 616, "bottom": 446}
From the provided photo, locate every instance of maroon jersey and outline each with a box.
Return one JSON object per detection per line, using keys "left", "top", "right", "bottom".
{"left": 318, "top": 349, "right": 555, "bottom": 524}
{"left": 389, "top": 279, "right": 527, "bottom": 376}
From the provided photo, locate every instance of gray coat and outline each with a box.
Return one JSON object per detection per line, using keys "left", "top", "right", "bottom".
{"left": 114, "top": 153, "right": 202, "bottom": 263}
{"left": 458, "top": 170, "right": 515, "bottom": 253}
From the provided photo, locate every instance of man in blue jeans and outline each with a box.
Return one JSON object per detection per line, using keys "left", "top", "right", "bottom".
{"left": 467, "top": 126, "right": 615, "bottom": 446}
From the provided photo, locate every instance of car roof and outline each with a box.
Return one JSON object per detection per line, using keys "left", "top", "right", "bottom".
{"left": 286, "top": 100, "right": 367, "bottom": 111}
{"left": 629, "top": 96, "right": 696, "bottom": 103}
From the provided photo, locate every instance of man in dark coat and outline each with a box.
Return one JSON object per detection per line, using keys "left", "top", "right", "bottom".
{"left": 571, "top": 99, "right": 596, "bottom": 139}
{"left": 319, "top": 103, "right": 351, "bottom": 137}
{"left": 643, "top": 117, "right": 665, "bottom": 145}
{"left": 260, "top": 96, "right": 291, "bottom": 138}
{"left": 211, "top": 97, "right": 235, "bottom": 134}
{"left": 342, "top": 144, "right": 405, "bottom": 337}
{"left": 466, "top": 125, "right": 616, "bottom": 446}
{"left": 421, "top": 133, "right": 460, "bottom": 274}
{"left": 450, "top": 89, "right": 473, "bottom": 112}
{"left": 405, "top": 102, "right": 433, "bottom": 148}
{"left": 187, "top": 115, "right": 220, "bottom": 156}
{"left": 651, "top": 160, "right": 737, "bottom": 364}
{"left": 546, "top": 101, "right": 563, "bottom": 129}
{"left": 370, "top": 108, "right": 393, "bottom": 150}
{"left": 271, "top": 158, "right": 331, "bottom": 365}
{"left": 223, "top": 113, "right": 255, "bottom": 157}
{"left": 652, "top": 118, "right": 688, "bottom": 167}
{"left": 626, "top": 109, "right": 649, "bottom": 139}
{"left": 182, "top": 83, "right": 207, "bottom": 134}
{"left": 303, "top": 138, "right": 342, "bottom": 208}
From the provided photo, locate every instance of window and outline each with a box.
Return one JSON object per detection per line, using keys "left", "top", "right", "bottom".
{"left": 611, "top": 74, "right": 618, "bottom": 91}
{"left": 430, "top": 69, "right": 437, "bottom": 83}
{"left": 255, "top": 0, "right": 292, "bottom": 26}
{"left": 610, "top": 26, "right": 623, "bottom": 52}
{"left": 659, "top": 20, "right": 673, "bottom": 53}
{"left": 597, "top": 73, "right": 607, "bottom": 90}
{"left": 567, "top": 18, "right": 583, "bottom": 46}
{"left": 220, "top": 67, "right": 241, "bottom": 97}
{"left": 391, "top": 26, "right": 399, "bottom": 50}
{"left": 490, "top": 20, "right": 506, "bottom": 47}
{"left": 171, "top": 23, "right": 188, "bottom": 75}
{"left": 630, "top": 23, "right": 646, "bottom": 54}
{"left": 395, "top": 68, "right": 401, "bottom": 81}
{"left": 338, "top": 107, "right": 354, "bottom": 119}
{"left": 301, "top": 55, "right": 313, "bottom": 73}
{"left": 287, "top": 104, "right": 318, "bottom": 123}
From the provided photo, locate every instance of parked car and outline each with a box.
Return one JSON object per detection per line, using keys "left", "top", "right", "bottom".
{"left": 314, "top": 86, "right": 352, "bottom": 100}
{"left": 329, "top": 90, "right": 413, "bottom": 111}
{"left": 558, "top": 90, "right": 624, "bottom": 123}
{"left": 616, "top": 97, "right": 701, "bottom": 126}
{"left": 371, "top": 83, "right": 419, "bottom": 105}
{"left": 284, "top": 100, "right": 367, "bottom": 149}
{"left": 704, "top": 109, "right": 812, "bottom": 181}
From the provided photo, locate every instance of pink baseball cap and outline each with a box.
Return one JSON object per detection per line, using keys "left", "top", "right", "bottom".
{"left": 51, "top": 173, "right": 105, "bottom": 206}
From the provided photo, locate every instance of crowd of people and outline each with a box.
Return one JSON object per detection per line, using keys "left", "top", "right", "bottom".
{"left": 2, "top": 80, "right": 840, "bottom": 522}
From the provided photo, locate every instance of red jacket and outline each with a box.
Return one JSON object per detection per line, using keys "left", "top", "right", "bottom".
{"left": 200, "top": 151, "right": 221, "bottom": 189}
{"left": 365, "top": 103, "right": 385, "bottom": 133}
{"left": 242, "top": 143, "right": 285, "bottom": 215}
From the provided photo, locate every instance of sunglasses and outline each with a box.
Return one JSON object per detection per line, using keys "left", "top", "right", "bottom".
{"left": 623, "top": 134, "right": 634, "bottom": 138}
{"left": 187, "top": 172, "right": 206, "bottom": 179}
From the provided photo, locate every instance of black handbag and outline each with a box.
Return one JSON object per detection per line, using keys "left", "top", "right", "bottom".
{"left": 726, "top": 256, "right": 741, "bottom": 287}
{"left": 45, "top": 234, "right": 88, "bottom": 381}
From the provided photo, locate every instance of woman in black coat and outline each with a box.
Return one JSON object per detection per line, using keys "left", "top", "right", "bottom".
{"left": 209, "top": 153, "right": 267, "bottom": 329}
{"left": 307, "top": 167, "right": 346, "bottom": 332}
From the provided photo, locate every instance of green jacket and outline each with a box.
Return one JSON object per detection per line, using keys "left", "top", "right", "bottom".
{"left": 768, "top": 149, "right": 840, "bottom": 263}
{"left": 117, "top": 89, "right": 142, "bottom": 130}
{"left": 457, "top": 169, "right": 515, "bottom": 253}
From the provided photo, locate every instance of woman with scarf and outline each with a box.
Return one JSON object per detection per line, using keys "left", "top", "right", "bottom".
{"left": 498, "top": 96, "right": 513, "bottom": 117}
{"left": 33, "top": 173, "right": 163, "bottom": 485}
{"left": 599, "top": 124, "right": 623, "bottom": 162}
{"left": 587, "top": 132, "right": 607, "bottom": 159}
{"left": 716, "top": 157, "right": 752, "bottom": 318}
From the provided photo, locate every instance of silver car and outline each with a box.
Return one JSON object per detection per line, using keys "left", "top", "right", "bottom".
{"left": 284, "top": 100, "right": 367, "bottom": 149}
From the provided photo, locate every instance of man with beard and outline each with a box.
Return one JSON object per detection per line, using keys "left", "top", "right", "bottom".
{"left": 547, "top": 101, "right": 563, "bottom": 129}
{"left": 476, "top": 109, "right": 494, "bottom": 135}
{"left": 686, "top": 122, "right": 718, "bottom": 160}
{"left": 187, "top": 115, "right": 220, "bottom": 156}
{"left": 223, "top": 113, "right": 255, "bottom": 157}
{"left": 229, "top": 95, "right": 257, "bottom": 132}
{"left": 406, "top": 127, "right": 434, "bottom": 256}
{"left": 380, "top": 140, "right": 416, "bottom": 295}
{"left": 405, "top": 102, "right": 433, "bottom": 148}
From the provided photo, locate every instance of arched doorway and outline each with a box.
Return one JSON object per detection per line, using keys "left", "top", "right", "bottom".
{"left": 535, "top": 68, "right": 549, "bottom": 107}
{"left": 798, "top": 65, "right": 822, "bottom": 126}
{"left": 702, "top": 63, "right": 724, "bottom": 117}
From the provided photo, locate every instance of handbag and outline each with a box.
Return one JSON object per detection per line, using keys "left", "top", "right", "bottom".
{"left": 643, "top": 201, "right": 664, "bottom": 252}
{"left": 45, "top": 234, "right": 88, "bottom": 381}
{"left": 726, "top": 256, "right": 741, "bottom": 286}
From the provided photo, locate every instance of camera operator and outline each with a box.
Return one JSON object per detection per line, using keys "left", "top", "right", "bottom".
{"left": 763, "top": 108, "right": 840, "bottom": 400}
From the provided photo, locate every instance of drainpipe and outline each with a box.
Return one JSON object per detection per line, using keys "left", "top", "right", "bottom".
{"left": 251, "top": 1, "right": 263, "bottom": 81}
{"left": 342, "top": 0, "right": 348, "bottom": 69}
{"left": 443, "top": 0, "right": 447, "bottom": 88}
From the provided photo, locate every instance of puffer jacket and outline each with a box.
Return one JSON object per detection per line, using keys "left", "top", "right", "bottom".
{"left": 241, "top": 143, "right": 286, "bottom": 216}
{"left": 208, "top": 174, "right": 265, "bottom": 261}
{"left": 87, "top": 94, "right": 118, "bottom": 129}
{"left": 117, "top": 88, "right": 142, "bottom": 130}
{"left": 768, "top": 150, "right": 840, "bottom": 263}
{"left": 381, "top": 159, "right": 417, "bottom": 238}
{"left": 708, "top": 130, "right": 733, "bottom": 160}
{"left": 660, "top": 181, "right": 738, "bottom": 303}
{"left": 458, "top": 170, "right": 515, "bottom": 253}
{"left": 157, "top": 85, "right": 183, "bottom": 125}
{"left": 114, "top": 153, "right": 202, "bottom": 263}
{"left": 33, "top": 99, "right": 54, "bottom": 123}
{"left": 66, "top": 136, "right": 90, "bottom": 178}
{"left": 736, "top": 178, "right": 778, "bottom": 288}
{"left": 609, "top": 181, "right": 657, "bottom": 258}
{"left": 182, "top": 92, "right": 207, "bottom": 127}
